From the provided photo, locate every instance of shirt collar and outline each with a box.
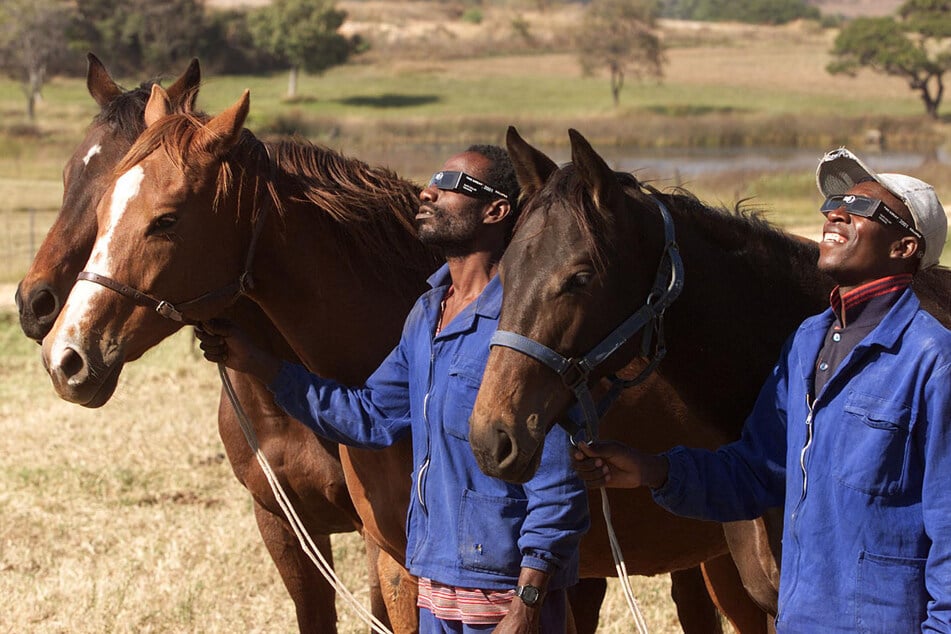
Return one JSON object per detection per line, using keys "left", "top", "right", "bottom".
{"left": 829, "top": 274, "right": 913, "bottom": 328}
{"left": 426, "top": 262, "right": 502, "bottom": 320}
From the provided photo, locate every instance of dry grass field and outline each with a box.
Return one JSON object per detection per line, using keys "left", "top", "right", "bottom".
{"left": 0, "top": 311, "right": 722, "bottom": 633}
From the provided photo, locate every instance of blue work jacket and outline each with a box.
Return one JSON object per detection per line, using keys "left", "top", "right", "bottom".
{"left": 654, "top": 288, "right": 951, "bottom": 632}
{"left": 268, "top": 264, "right": 589, "bottom": 591}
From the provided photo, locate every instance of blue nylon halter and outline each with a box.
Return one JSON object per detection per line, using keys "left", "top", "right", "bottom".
{"left": 489, "top": 197, "right": 684, "bottom": 444}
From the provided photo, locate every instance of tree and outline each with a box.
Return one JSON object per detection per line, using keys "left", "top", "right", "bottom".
{"left": 828, "top": 0, "right": 951, "bottom": 119}
{"left": 248, "top": 0, "right": 352, "bottom": 100}
{"left": 122, "top": 0, "right": 208, "bottom": 76}
{"left": 577, "top": 0, "right": 665, "bottom": 107}
{"left": 73, "top": 0, "right": 208, "bottom": 76}
{"left": 0, "top": 0, "right": 77, "bottom": 120}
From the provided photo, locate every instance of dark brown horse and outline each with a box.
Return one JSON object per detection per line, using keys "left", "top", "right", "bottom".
{"left": 35, "top": 86, "right": 780, "bottom": 633}
{"left": 17, "top": 55, "right": 409, "bottom": 633}
{"left": 468, "top": 127, "right": 951, "bottom": 627}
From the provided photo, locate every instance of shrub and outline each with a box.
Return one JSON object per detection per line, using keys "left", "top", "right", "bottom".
{"left": 461, "top": 8, "right": 483, "bottom": 24}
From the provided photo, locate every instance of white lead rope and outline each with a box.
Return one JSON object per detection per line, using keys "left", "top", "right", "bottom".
{"left": 600, "top": 487, "right": 650, "bottom": 634}
{"left": 217, "top": 363, "right": 395, "bottom": 634}
{"left": 219, "top": 361, "right": 643, "bottom": 634}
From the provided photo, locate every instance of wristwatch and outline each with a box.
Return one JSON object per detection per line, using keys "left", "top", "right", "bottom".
{"left": 514, "top": 584, "right": 543, "bottom": 606}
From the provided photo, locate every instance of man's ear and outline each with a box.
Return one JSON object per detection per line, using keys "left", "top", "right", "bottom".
{"left": 891, "top": 235, "right": 921, "bottom": 265}
{"left": 483, "top": 198, "right": 511, "bottom": 225}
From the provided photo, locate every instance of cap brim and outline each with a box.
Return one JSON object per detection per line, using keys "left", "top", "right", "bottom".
{"left": 816, "top": 148, "right": 884, "bottom": 197}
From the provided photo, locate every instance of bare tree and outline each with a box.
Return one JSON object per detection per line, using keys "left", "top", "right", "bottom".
{"left": 0, "top": 0, "right": 77, "bottom": 120}
{"left": 577, "top": 0, "right": 665, "bottom": 107}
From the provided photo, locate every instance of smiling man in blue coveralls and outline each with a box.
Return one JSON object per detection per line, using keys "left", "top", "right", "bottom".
{"left": 197, "top": 145, "right": 590, "bottom": 633}
{"left": 572, "top": 147, "right": 951, "bottom": 632}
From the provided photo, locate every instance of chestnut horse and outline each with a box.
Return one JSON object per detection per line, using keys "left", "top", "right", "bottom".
{"left": 36, "top": 86, "right": 775, "bottom": 632}
{"left": 18, "top": 55, "right": 417, "bottom": 633}
{"left": 468, "top": 127, "right": 951, "bottom": 628}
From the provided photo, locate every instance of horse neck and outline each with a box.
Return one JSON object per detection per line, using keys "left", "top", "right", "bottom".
{"left": 242, "top": 156, "right": 435, "bottom": 384}
{"left": 633, "top": 200, "right": 830, "bottom": 432}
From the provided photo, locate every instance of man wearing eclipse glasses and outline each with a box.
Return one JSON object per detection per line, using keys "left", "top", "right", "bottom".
{"left": 198, "top": 145, "right": 588, "bottom": 633}
{"left": 573, "top": 147, "right": 951, "bottom": 631}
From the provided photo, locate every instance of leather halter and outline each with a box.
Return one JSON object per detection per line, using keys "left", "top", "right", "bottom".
{"left": 76, "top": 270, "right": 252, "bottom": 326}
{"left": 76, "top": 203, "right": 269, "bottom": 326}
{"left": 489, "top": 197, "right": 684, "bottom": 443}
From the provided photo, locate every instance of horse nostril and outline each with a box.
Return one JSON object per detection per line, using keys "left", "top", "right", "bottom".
{"left": 30, "top": 288, "right": 59, "bottom": 320}
{"left": 60, "top": 347, "right": 87, "bottom": 383}
{"left": 493, "top": 429, "right": 517, "bottom": 467}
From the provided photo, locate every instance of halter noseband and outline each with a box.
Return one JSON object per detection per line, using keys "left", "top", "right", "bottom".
{"left": 489, "top": 197, "right": 684, "bottom": 443}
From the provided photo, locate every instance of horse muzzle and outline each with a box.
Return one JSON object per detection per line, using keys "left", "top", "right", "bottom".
{"left": 43, "top": 338, "right": 124, "bottom": 408}
{"left": 16, "top": 280, "right": 63, "bottom": 342}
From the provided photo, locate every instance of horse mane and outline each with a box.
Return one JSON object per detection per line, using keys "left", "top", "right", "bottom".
{"left": 93, "top": 82, "right": 155, "bottom": 143}
{"left": 267, "top": 138, "right": 421, "bottom": 235}
{"left": 116, "top": 112, "right": 439, "bottom": 292}
{"left": 518, "top": 163, "right": 829, "bottom": 298}
{"left": 913, "top": 266, "right": 951, "bottom": 328}
{"left": 656, "top": 185, "right": 826, "bottom": 293}
{"left": 515, "top": 164, "right": 619, "bottom": 272}
{"left": 266, "top": 137, "right": 440, "bottom": 286}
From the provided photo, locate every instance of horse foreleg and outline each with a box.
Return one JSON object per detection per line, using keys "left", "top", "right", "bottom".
{"left": 362, "top": 536, "right": 392, "bottom": 628}
{"left": 253, "top": 501, "right": 339, "bottom": 634}
{"left": 566, "top": 577, "right": 607, "bottom": 634}
{"left": 374, "top": 543, "right": 419, "bottom": 634}
{"left": 722, "top": 515, "right": 781, "bottom": 616}
{"left": 701, "top": 552, "right": 769, "bottom": 634}
{"left": 670, "top": 565, "right": 723, "bottom": 634}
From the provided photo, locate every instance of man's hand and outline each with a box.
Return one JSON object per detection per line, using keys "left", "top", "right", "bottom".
{"left": 493, "top": 567, "right": 550, "bottom": 634}
{"left": 195, "top": 319, "right": 282, "bottom": 384}
{"left": 493, "top": 603, "right": 538, "bottom": 634}
{"left": 571, "top": 440, "right": 669, "bottom": 490}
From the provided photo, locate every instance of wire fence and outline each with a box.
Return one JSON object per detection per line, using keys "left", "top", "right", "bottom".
{"left": 1, "top": 207, "right": 57, "bottom": 285}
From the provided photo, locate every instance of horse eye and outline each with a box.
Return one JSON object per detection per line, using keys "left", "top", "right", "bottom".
{"left": 566, "top": 271, "right": 594, "bottom": 291}
{"left": 148, "top": 214, "right": 178, "bottom": 234}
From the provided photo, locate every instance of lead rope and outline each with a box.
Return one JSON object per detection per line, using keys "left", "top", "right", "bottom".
{"left": 217, "top": 363, "right": 395, "bottom": 634}
{"left": 600, "top": 487, "right": 650, "bottom": 633}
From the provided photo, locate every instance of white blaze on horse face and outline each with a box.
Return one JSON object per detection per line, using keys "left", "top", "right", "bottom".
{"left": 82, "top": 143, "right": 102, "bottom": 166}
{"left": 54, "top": 165, "right": 146, "bottom": 345}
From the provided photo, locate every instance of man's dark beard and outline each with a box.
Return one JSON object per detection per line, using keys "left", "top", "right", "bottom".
{"left": 416, "top": 204, "right": 481, "bottom": 258}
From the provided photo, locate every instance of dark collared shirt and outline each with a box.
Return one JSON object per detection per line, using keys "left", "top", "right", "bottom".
{"left": 813, "top": 273, "right": 913, "bottom": 396}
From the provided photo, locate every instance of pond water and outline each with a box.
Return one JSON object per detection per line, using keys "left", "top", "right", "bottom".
{"left": 344, "top": 143, "right": 946, "bottom": 184}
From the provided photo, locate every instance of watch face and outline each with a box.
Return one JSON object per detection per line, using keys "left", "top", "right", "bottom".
{"left": 518, "top": 585, "right": 540, "bottom": 605}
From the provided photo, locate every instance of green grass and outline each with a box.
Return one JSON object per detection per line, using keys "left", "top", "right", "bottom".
{"left": 0, "top": 18, "right": 948, "bottom": 284}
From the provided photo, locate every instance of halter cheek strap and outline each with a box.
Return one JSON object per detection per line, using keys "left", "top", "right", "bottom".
{"left": 76, "top": 271, "right": 251, "bottom": 325}
{"left": 489, "top": 197, "right": 684, "bottom": 443}
{"left": 75, "top": 199, "right": 269, "bottom": 326}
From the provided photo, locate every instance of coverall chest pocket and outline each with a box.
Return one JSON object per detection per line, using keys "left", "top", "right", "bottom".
{"left": 835, "top": 391, "right": 912, "bottom": 497}
{"left": 442, "top": 355, "right": 486, "bottom": 441}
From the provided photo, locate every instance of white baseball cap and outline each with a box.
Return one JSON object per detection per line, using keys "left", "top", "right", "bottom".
{"left": 816, "top": 147, "right": 948, "bottom": 269}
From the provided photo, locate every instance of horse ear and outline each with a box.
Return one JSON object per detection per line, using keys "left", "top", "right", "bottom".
{"left": 86, "top": 53, "right": 122, "bottom": 109}
{"left": 165, "top": 58, "right": 201, "bottom": 113}
{"left": 144, "top": 84, "right": 172, "bottom": 127}
{"left": 197, "top": 90, "right": 250, "bottom": 157}
{"left": 506, "top": 126, "right": 557, "bottom": 197}
{"left": 569, "top": 128, "right": 623, "bottom": 211}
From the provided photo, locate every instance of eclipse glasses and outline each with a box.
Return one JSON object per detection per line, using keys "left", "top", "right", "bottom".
{"left": 820, "top": 194, "right": 923, "bottom": 241}
{"left": 428, "top": 170, "right": 508, "bottom": 200}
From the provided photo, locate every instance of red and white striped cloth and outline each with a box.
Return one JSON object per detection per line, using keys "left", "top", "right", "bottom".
{"left": 417, "top": 577, "right": 515, "bottom": 625}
